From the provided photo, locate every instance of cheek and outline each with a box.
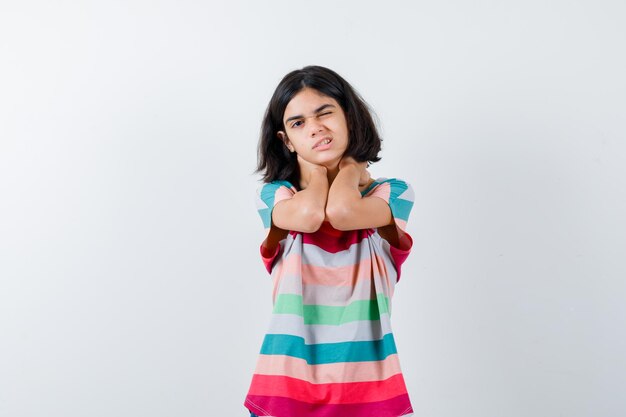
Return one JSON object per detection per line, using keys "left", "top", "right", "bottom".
{"left": 338, "top": 117, "right": 349, "bottom": 135}
{"left": 337, "top": 121, "right": 349, "bottom": 142}
{"left": 330, "top": 118, "right": 349, "bottom": 135}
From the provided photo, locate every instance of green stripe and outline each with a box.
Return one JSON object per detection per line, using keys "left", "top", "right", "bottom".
{"left": 273, "top": 293, "right": 390, "bottom": 325}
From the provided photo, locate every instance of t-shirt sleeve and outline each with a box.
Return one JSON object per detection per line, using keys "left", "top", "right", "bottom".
{"left": 255, "top": 180, "right": 297, "bottom": 274}
{"left": 368, "top": 177, "right": 415, "bottom": 282}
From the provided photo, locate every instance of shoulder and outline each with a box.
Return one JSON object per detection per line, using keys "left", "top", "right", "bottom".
{"left": 366, "top": 177, "right": 414, "bottom": 202}
{"left": 257, "top": 179, "right": 296, "bottom": 192}
{"left": 257, "top": 180, "right": 297, "bottom": 201}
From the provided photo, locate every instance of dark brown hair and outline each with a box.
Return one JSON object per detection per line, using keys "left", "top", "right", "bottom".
{"left": 253, "top": 65, "right": 383, "bottom": 188}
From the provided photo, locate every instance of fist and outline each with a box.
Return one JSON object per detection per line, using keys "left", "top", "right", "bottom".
{"left": 358, "top": 167, "right": 371, "bottom": 187}
{"left": 338, "top": 155, "right": 362, "bottom": 171}
{"left": 339, "top": 155, "right": 370, "bottom": 186}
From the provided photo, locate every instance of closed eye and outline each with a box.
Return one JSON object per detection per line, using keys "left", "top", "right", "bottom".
{"left": 291, "top": 112, "right": 332, "bottom": 128}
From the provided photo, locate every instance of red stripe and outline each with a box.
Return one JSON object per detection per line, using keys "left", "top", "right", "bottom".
{"left": 298, "top": 223, "right": 376, "bottom": 253}
{"left": 245, "top": 392, "right": 413, "bottom": 417}
{"left": 263, "top": 225, "right": 377, "bottom": 274}
{"left": 247, "top": 373, "right": 409, "bottom": 404}
{"left": 389, "top": 230, "right": 413, "bottom": 282}
{"left": 260, "top": 242, "right": 281, "bottom": 274}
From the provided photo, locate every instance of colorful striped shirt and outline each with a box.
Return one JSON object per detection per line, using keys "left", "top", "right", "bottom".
{"left": 244, "top": 177, "right": 415, "bottom": 417}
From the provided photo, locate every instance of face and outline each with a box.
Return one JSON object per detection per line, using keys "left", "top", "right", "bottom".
{"left": 277, "top": 87, "right": 349, "bottom": 167}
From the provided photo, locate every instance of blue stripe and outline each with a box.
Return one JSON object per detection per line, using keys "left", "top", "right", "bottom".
{"left": 259, "top": 332, "right": 397, "bottom": 364}
{"left": 378, "top": 178, "right": 414, "bottom": 222}
{"left": 257, "top": 180, "right": 294, "bottom": 229}
{"left": 391, "top": 198, "right": 414, "bottom": 222}
{"left": 258, "top": 207, "right": 271, "bottom": 229}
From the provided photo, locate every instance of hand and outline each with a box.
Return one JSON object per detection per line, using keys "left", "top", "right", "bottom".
{"left": 359, "top": 168, "right": 372, "bottom": 187}
{"left": 297, "top": 154, "right": 327, "bottom": 188}
{"left": 339, "top": 155, "right": 371, "bottom": 186}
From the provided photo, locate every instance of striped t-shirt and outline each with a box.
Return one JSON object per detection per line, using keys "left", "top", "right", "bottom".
{"left": 244, "top": 177, "right": 415, "bottom": 417}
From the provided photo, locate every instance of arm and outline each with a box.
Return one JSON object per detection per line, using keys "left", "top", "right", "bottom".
{"left": 326, "top": 166, "right": 408, "bottom": 249}
{"left": 260, "top": 170, "right": 328, "bottom": 262}
{"left": 326, "top": 159, "right": 395, "bottom": 232}
{"left": 272, "top": 168, "right": 328, "bottom": 234}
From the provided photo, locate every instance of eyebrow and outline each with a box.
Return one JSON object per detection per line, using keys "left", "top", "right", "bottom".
{"left": 285, "top": 104, "right": 336, "bottom": 125}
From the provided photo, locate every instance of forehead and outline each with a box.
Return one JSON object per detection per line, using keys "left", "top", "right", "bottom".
{"left": 284, "top": 88, "right": 339, "bottom": 117}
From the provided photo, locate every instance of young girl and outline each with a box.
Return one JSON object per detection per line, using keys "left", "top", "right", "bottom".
{"left": 244, "top": 65, "right": 415, "bottom": 417}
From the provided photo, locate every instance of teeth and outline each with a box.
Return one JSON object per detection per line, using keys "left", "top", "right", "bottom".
{"left": 316, "top": 139, "right": 331, "bottom": 148}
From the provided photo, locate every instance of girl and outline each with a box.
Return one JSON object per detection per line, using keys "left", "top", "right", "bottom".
{"left": 244, "top": 65, "right": 415, "bottom": 417}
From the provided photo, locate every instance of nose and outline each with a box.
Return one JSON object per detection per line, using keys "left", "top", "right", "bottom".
{"left": 308, "top": 117, "right": 324, "bottom": 136}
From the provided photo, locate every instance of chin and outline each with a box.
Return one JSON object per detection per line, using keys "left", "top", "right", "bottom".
{"left": 319, "top": 158, "right": 341, "bottom": 169}
{"left": 307, "top": 150, "right": 343, "bottom": 168}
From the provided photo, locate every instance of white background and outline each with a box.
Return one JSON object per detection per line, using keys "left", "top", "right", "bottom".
{"left": 1, "top": 1, "right": 625, "bottom": 416}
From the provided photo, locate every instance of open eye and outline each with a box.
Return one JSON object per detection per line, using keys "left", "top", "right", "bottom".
{"left": 291, "top": 120, "right": 303, "bottom": 128}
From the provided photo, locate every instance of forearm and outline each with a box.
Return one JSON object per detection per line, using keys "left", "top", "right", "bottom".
{"left": 326, "top": 164, "right": 361, "bottom": 218}
{"left": 295, "top": 170, "right": 328, "bottom": 224}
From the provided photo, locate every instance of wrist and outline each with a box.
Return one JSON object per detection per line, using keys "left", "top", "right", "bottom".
{"left": 311, "top": 166, "right": 327, "bottom": 176}
{"left": 340, "top": 164, "right": 361, "bottom": 177}
{"left": 308, "top": 167, "right": 328, "bottom": 184}
{"left": 339, "top": 163, "right": 359, "bottom": 172}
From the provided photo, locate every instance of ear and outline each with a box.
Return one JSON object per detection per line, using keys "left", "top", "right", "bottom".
{"left": 277, "top": 131, "right": 294, "bottom": 152}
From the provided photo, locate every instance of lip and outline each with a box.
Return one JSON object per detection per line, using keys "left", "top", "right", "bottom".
{"left": 312, "top": 137, "right": 332, "bottom": 149}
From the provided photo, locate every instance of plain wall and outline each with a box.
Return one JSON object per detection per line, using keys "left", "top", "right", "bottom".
{"left": 1, "top": 1, "right": 624, "bottom": 416}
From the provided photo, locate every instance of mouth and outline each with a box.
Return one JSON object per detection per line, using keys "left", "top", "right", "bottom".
{"left": 312, "top": 137, "right": 332, "bottom": 149}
